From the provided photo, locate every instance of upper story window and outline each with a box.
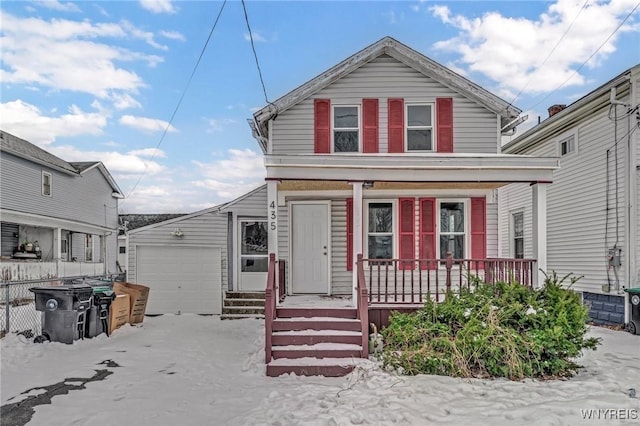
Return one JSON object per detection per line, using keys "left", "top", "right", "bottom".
{"left": 333, "top": 105, "right": 360, "bottom": 152}
{"left": 559, "top": 134, "right": 576, "bottom": 156}
{"left": 406, "top": 104, "right": 434, "bottom": 151}
{"left": 42, "top": 171, "right": 52, "bottom": 197}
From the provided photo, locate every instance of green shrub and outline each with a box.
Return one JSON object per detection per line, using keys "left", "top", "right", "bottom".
{"left": 381, "top": 273, "right": 600, "bottom": 380}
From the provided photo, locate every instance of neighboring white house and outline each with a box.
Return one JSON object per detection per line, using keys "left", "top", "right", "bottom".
{"left": 0, "top": 130, "right": 123, "bottom": 281}
{"left": 126, "top": 185, "right": 266, "bottom": 315}
{"left": 498, "top": 64, "right": 640, "bottom": 326}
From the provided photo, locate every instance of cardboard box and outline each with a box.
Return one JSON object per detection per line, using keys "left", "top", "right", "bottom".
{"left": 113, "top": 282, "right": 150, "bottom": 324}
{"left": 109, "top": 294, "right": 130, "bottom": 334}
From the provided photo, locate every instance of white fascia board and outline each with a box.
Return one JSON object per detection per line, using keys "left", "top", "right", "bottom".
{"left": 0, "top": 209, "right": 116, "bottom": 234}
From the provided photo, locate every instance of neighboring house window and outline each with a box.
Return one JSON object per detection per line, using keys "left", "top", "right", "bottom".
{"left": 559, "top": 135, "right": 575, "bottom": 156}
{"left": 119, "top": 246, "right": 126, "bottom": 254}
{"left": 240, "top": 220, "right": 268, "bottom": 272}
{"left": 85, "top": 234, "right": 93, "bottom": 261}
{"left": 366, "top": 201, "right": 395, "bottom": 259}
{"left": 406, "top": 104, "right": 434, "bottom": 151}
{"left": 333, "top": 105, "right": 359, "bottom": 152}
{"left": 42, "top": 171, "right": 52, "bottom": 197}
{"left": 512, "top": 211, "right": 524, "bottom": 259}
{"left": 61, "top": 231, "right": 70, "bottom": 261}
{"left": 439, "top": 201, "right": 466, "bottom": 259}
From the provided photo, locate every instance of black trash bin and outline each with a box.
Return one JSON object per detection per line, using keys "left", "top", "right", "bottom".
{"left": 87, "top": 287, "right": 115, "bottom": 338}
{"left": 29, "top": 284, "right": 93, "bottom": 344}
{"left": 624, "top": 288, "right": 640, "bottom": 335}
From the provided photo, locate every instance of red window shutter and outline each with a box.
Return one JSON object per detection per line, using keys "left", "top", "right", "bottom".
{"left": 362, "top": 98, "right": 379, "bottom": 153}
{"left": 388, "top": 98, "right": 404, "bottom": 153}
{"left": 314, "top": 99, "right": 331, "bottom": 154}
{"left": 398, "top": 198, "right": 415, "bottom": 269}
{"left": 419, "top": 198, "right": 436, "bottom": 270}
{"left": 346, "top": 198, "right": 353, "bottom": 271}
{"left": 471, "top": 197, "right": 486, "bottom": 269}
{"left": 436, "top": 98, "right": 453, "bottom": 153}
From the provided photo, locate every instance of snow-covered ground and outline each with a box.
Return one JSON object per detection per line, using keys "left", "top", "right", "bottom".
{"left": 1, "top": 315, "right": 639, "bottom": 425}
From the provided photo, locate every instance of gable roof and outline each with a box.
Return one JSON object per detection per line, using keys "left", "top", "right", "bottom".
{"left": 0, "top": 130, "right": 78, "bottom": 174}
{"left": 251, "top": 36, "right": 522, "bottom": 149}
{"left": 502, "top": 64, "right": 639, "bottom": 154}
{"left": 128, "top": 184, "right": 267, "bottom": 234}
{"left": 119, "top": 214, "right": 187, "bottom": 232}
{"left": 0, "top": 130, "right": 123, "bottom": 196}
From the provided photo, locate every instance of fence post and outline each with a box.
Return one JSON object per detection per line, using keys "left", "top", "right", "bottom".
{"left": 4, "top": 284, "right": 10, "bottom": 335}
{"left": 445, "top": 251, "right": 452, "bottom": 294}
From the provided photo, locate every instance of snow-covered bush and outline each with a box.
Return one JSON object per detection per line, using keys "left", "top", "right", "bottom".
{"left": 381, "top": 273, "right": 600, "bottom": 380}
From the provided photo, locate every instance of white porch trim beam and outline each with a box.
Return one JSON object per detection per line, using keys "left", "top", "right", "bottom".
{"left": 351, "top": 182, "right": 363, "bottom": 303}
{"left": 532, "top": 183, "right": 548, "bottom": 287}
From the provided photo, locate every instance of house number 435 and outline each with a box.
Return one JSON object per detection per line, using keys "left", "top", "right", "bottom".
{"left": 269, "top": 201, "right": 277, "bottom": 230}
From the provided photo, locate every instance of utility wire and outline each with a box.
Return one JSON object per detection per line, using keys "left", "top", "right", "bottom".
{"left": 508, "top": 0, "right": 590, "bottom": 108}
{"left": 524, "top": 0, "right": 640, "bottom": 113}
{"left": 123, "top": 0, "right": 228, "bottom": 202}
{"left": 241, "top": 0, "right": 270, "bottom": 104}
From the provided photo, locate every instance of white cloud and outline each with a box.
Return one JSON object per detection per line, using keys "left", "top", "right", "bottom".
{"left": 119, "top": 115, "right": 177, "bottom": 133}
{"left": 120, "top": 20, "right": 168, "bottom": 50}
{"left": 139, "top": 0, "right": 176, "bottom": 14}
{"left": 244, "top": 31, "right": 267, "bottom": 43}
{"left": 206, "top": 118, "right": 237, "bottom": 132}
{"left": 35, "top": 1, "right": 82, "bottom": 13}
{"left": 0, "top": 13, "right": 163, "bottom": 103}
{"left": 429, "top": 0, "right": 639, "bottom": 96}
{"left": 111, "top": 93, "right": 142, "bottom": 110}
{"left": 50, "top": 145, "right": 166, "bottom": 176}
{"left": 128, "top": 148, "right": 167, "bottom": 158}
{"left": 160, "top": 30, "right": 186, "bottom": 42}
{"left": 0, "top": 100, "right": 107, "bottom": 145}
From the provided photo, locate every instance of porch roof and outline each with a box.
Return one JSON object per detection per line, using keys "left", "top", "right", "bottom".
{"left": 264, "top": 153, "right": 558, "bottom": 184}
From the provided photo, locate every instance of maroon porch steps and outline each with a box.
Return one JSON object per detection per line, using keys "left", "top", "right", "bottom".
{"left": 266, "top": 307, "right": 365, "bottom": 377}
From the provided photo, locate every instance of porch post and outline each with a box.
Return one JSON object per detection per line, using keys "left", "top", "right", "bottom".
{"left": 267, "top": 181, "right": 279, "bottom": 295}
{"left": 532, "top": 183, "right": 548, "bottom": 287}
{"left": 351, "top": 182, "right": 363, "bottom": 302}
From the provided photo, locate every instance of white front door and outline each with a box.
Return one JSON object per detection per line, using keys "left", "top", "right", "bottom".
{"left": 291, "top": 203, "right": 330, "bottom": 294}
{"left": 238, "top": 220, "right": 268, "bottom": 291}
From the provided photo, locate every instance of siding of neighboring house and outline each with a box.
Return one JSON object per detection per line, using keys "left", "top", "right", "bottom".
{"left": 499, "top": 87, "right": 631, "bottom": 295}
{"left": 635, "top": 71, "right": 640, "bottom": 285}
{"left": 128, "top": 211, "right": 228, "bottom": 286}
{"left": 0, "top": 153, "right": 118, "bottom": 230}
{"left": 271, "top": 55, "right": 499, "bottom": 155}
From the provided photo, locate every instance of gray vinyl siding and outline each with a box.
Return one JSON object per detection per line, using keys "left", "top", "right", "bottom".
{"left": 128, "top": 212, "right": 228, "bottom": 288}
{"left": 277, "top": 204, "right": 289, "bottom": 290}
{"left": 331, "top": 200, "right": 351, "bottom": 295}
{"left": 225, "top": 185, "right": 267, "bottom": 217}
{"left": 0, "top": 153, "right": 118, "bottom": 229}
{"left": 634, "top": 71, "right": 640, "bottom": 285}
{"left": 272, "top": 55, "right": 499, "bottom": 155}
{"left": 486, "top": 201, "right": 498, "bottom": 258}
{"left": 498, "top": 184, "right": 533, "bottom": 259}
{"left": 499, "top": 97, "right": 629, "bottom": 293}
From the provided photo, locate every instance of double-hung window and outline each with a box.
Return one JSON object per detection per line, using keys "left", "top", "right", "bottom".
{"left": 42, "top": 171, "right": 52, "bottom": 197}
{"left": 366, "top": 201, "right": 394, "bottom": 260}
{"left": 512, "top": 211, "right": 524, "bottom": 259}
{"left": 85, "top": 234, "right": 93, "bottom": 262}
{"left": 240, "top": 220, "right": 268, "bottom": 272}
{"left": 439, "top": 201, "right": 466, "bottom": 259}
{"left": 559, "top": 134, "right": 575, "bottom": 156}
{"left": 406, "top": 104, "right": 434, "bottom": 151}
{"left": 333, "top": 105, "right": 359, "bottom": 152}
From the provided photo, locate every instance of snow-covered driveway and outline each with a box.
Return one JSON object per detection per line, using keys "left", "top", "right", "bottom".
{"left": 1, "top": 315, "right": 638, "bottom": 425}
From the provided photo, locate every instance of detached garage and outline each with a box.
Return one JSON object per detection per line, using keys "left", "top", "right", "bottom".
{"left": 126, "top": 185, "right": 267, "bottom": 315}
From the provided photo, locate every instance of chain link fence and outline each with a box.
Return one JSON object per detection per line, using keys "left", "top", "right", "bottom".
{"left": 0, "top": 275, "right": 118, "bottom": 339}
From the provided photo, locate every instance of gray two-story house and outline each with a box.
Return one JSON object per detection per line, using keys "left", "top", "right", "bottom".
{"left": 0, "top": 130, "right": 123, "bottom": 282}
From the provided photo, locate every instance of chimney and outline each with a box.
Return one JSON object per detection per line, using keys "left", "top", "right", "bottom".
{"left": 548, "top": 104, "right": 567, "bottom": 117}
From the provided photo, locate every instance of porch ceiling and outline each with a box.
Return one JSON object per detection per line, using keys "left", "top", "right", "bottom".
{"left": 278, "top": 181, "right": 507, "bottom": 191}
{"left": 265, "top": 154, "right": 558, "bottom": 184}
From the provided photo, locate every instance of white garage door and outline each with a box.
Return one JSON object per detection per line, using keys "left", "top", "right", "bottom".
{"left": 136, "top": 245, "right": 221, "bottom": 315}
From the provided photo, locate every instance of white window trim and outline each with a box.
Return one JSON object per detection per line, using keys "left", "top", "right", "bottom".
{"left": 405, "top": 103, "right": 435, "bottom": 152}
{"left": 239, "top": 218, "right": 269, "bottom": 268}
{"left": 364, "top": 199, "right": 397, "bottom": 259}
{"left": 436, "top": 199, "right": 469, "bottom": 259}
{"left": 509, "top": 209, "right": 525, "bottom": 259}
{"left": 557, "top": 132, "right": 577, "bottom": 157}
{"left": 331, "top": 104, "right": 361, "bottom": 153}
{"left": 42, "top": 171, "right": 52, "bottom": 197}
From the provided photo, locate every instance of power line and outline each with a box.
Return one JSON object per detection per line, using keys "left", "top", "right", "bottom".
{"left": 241, "top": 0, "right": 270, "bottom": 104}
{"left": 525, "top": 0, "right": 640, "bottom": 113}
{"left": 508, "top": 0, "right": 590, "bottom": 107}
{"left": 123, "top": 0, "right": 228, "bottom": 203}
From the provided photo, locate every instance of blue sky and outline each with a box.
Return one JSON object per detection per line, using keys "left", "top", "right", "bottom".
{"left": 1, "top": 0, "right": 639, "bottom": 213}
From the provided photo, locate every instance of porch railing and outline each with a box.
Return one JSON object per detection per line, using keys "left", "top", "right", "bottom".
{"left": 357, "top": 253, "right": 536, "bottom": 305}
{"left": 356, "top": 254, "right": 369, "bottom": 358}
{"left": 264, "top": 253, "right": 277, "bottom": 364}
